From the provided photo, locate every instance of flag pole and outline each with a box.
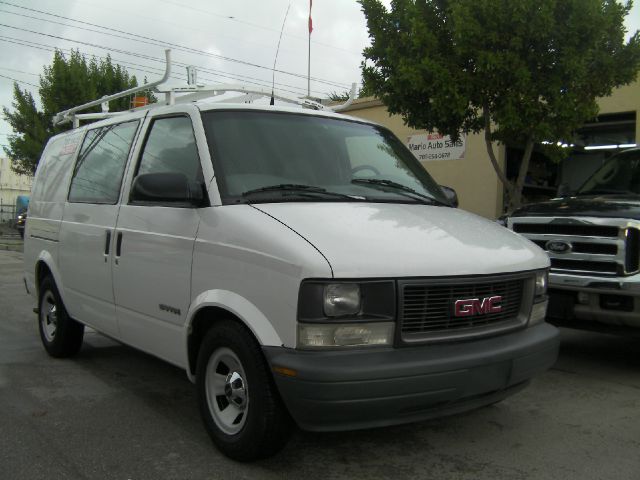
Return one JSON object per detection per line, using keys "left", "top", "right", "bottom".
{"left": 308, "top": 0, "right": 312, "bottom": 97}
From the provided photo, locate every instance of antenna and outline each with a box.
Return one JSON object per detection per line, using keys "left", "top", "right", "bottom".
{"left": 271, "top": 2, "right": 291, "bottom": 105}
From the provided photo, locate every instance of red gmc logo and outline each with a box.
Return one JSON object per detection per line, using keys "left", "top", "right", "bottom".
{"left": 454, "top": 296, "right": 503, "bottom": 317}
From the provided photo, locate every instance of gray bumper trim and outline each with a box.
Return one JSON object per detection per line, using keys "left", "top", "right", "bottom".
{"left": 263, "top": 323, "right": 559, "bottom": 432}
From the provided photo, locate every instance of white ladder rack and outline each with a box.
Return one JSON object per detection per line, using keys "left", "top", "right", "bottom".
{"left": 52, "top": 49, "right": 357, "bottom": 128}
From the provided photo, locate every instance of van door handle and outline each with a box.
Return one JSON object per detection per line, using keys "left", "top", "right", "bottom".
{"left": 116, "top": 232, "right": 123, "bottom": 259}
{"left": 104, "top": 230, "right": 112, "bottom": 260}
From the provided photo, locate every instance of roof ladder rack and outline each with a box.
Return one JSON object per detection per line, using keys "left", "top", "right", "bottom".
{"left": 53, "top": 49, "right": 357, "bottom": 128}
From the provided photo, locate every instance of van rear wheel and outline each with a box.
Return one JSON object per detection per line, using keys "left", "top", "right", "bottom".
{"left": 196, "top": 320, "right": 291, "bottom": 461}
{"left": 38, "top": 276, "right": 84, "bottom": 358}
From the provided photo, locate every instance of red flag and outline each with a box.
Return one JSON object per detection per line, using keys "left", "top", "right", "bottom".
{"left": 308, "top": 0, "right": 313, "bottom": 34}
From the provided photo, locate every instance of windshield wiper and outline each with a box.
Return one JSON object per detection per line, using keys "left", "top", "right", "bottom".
{"left": 351, "top": 178, "right": 448, "bottom": 206}
{"left": 241, "top": 184, "right": 363, "bottom": 201}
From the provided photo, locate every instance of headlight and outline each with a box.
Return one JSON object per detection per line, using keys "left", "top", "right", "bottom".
{"left": 535, "top": 270, "right": 548, "bottom": 300}
{"left": 324, "top": 283, "right": 361, "bottom": 316}
{"left": 530, "top": 270, "right": 549, "bottom": 325}
{"left": 297, "top": 280, "right": 395, "bottom": 348}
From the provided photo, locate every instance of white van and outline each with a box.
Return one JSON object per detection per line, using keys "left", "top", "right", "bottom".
{"left": 24, "top": 78, "right": 558, "bottom": 461}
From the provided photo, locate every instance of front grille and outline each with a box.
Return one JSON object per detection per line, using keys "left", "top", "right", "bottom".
{"left": 550, "top": 258, "right": 618, "bottom": 274}
{"left": 513, "top": 223, "right": 619, "bottom": 238}
{"left": 399, "top": 275, "right": 528, "bottom": 342}
{"left": 530, "top": 240, "right": 617, "bottom": 255}
{"left": 511, "top": 218, "right": 637, "bottom": 277}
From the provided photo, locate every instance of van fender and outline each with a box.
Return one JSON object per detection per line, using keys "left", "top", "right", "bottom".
{"left": 35, "top": 251, "right": 66, "bottom": 302}
{"left": 183, "top": 289, "right": 284, "bottom": 374}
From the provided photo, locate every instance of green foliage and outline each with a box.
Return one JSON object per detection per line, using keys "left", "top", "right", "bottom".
{"left": 327, "top": 86, "right": 373, "bottom": 102}
{"left": 2, "top": 84, "right": 49, "bottom": 176}
{"left": 2, "top": 50, "right": 154, "bottom": 175}
{"left": 359, "top": 0, "right": 640, "bottom": 209}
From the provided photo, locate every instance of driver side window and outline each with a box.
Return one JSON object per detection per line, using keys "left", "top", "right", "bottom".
{"left": 136, "top": 116, "right": 203, "bottom": 184}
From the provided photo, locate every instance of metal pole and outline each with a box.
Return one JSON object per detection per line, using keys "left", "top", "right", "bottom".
{"left": 308, "top": 0, "right": 311, "bottom": 98}
{"left": 307, "top": 26, "right": 311, "bottom": 97}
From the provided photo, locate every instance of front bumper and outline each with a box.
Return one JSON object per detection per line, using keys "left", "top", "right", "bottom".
{"left": 263, "top": 323, "right": 559, "bottom": 432}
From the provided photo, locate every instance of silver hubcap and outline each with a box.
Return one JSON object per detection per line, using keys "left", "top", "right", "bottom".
{"left": 205, "top": 347, "right": 248, "bottom": 435}
{"left": 40, "top": 290, "right": 58, "bottom": 342}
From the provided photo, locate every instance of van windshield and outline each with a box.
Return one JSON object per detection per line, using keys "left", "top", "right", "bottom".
{"left": 577, "top": 150, "right": 640, "bottom": 196}
{"left": 201, "top": 110, "right": 450, "bottom": 206}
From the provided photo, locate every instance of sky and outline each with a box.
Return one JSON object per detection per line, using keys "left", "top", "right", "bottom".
{"left": 0, "top": 0, "right": 639, "bottom": 151}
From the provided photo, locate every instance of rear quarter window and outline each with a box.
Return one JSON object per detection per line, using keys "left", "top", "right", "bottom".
{"left": 68, "top": 121, "right": 139, "bottom": 204}
{"left": 32, "top": 132, "right": 84, "bottom": 203}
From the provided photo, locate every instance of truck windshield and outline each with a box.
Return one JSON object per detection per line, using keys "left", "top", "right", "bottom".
{"left": 201, "top": 110, "right": 450, "bottom": 205}
{"left": 578, "top": 150, "right": 640, "bottom": 196}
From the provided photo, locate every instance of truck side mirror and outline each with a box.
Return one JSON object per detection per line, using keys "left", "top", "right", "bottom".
{"left": 440, "top": 185, "right": 459, "bottom": 208}
{"left": 130, "top": 172, "right": 204, "bottom": 207}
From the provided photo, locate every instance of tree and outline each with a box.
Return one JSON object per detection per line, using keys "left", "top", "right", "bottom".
{"left": 3, "top": 50, "right": 153, "bottom": 175}
{"left": 359, "top": 0, "right": 640, "bottom": 211}
{"left": 327, "top": 84, "right": 374, "bottom": 102}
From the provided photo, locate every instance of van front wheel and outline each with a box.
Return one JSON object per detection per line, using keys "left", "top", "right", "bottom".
{"left": 196, "top": 321, "right": 291, "bottom": 461}
{"left": 38, "top": 276, "right": 84, "bottom": 358}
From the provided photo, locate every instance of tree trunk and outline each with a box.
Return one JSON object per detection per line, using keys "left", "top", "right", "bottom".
{"left": 483, "top": 104, "right": 535, "bottom": 214}
{"left": 483, "top": 104, "right": 515, "bottom": 213}
{"left": 511, "top": 137, "right": 535, "bottom": 211}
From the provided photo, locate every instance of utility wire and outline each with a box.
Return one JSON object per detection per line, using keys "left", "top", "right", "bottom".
{"left": 0, "top": 67, "right": 39, "bottom": 77}
{"left": 0, "top": 0, "right": 361, "bottom": 57}
{"left": 0, "top": 33, "right": 330, "bottom": 96}
{"left": 151, "top": 0, "right": 361, "bottom": 56}
{"left": 0, "top": 73, "right": 39, "bottom": 88}
{"left": 0, "top": 3, "right": 351, "bottom": 89}
{"left": 0, "top": 37, "right": 325, "bottom": 97}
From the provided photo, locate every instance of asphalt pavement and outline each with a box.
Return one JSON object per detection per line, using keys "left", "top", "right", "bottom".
{"left": 1, "top": 249, "right": 639, "bottom": 480}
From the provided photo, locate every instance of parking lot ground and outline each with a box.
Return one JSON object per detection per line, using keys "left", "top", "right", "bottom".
{"left": 1, "top": 249, "right": 639, "bottom": 480}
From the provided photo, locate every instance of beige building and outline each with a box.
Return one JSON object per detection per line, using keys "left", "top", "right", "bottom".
{"left": 343, "top": 79, "right": 640, "bottom": 219}
{"left": 0, "top": 157, "right": 32, "bottom": 223}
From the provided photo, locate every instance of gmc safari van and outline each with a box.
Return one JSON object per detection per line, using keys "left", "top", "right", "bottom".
{"left": 24, "top": 76, "right": 559, "bottom": 461}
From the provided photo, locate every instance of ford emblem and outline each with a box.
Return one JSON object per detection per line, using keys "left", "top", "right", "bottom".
{"left": 545, "top": 240, "right": 572, "bottom": 253}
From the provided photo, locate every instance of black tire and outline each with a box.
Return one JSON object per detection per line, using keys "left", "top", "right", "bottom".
{"left": 196, "top": 320, "right": 292, "bottom": 461}
{"left": 19, "top": 229, "right": 24, "bottom": 239}
{"left": 38, "top": 276, "right": 84, "bottom": 358}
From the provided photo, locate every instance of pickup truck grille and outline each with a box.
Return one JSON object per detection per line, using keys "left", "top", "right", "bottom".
{"left": 510, "top": 217, "right": 640, "bottom": 277}
{"left": 398, "top": 273, "right": 531, "bottom": 343}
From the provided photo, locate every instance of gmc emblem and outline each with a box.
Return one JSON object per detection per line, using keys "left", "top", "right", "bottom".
{"left": 454, "top": 296, "right": 503, "bottom": 317}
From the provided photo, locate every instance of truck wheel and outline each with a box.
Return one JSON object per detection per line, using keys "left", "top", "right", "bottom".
{"left": 196, "top": 320, "right": 291, "bottom": 461}
{"left": 38, "top": 276, "right": 84, "bottom": 358}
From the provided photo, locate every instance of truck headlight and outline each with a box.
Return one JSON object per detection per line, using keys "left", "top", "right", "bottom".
{"left": 324, "top": 283, "right": 361, "bottom": 317}
{"left": 530, "top": 269, "right": 549, "bottom": 325}
{"left": 535, "top": 270, "right": 548, "bottom": 301}
{"left": 297, "top": 280, "right": 395, "bottom": 348}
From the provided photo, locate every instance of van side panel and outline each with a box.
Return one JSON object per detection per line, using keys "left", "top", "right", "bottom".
{"left": 24, "top": 131, "right": 84, "bottom": 298}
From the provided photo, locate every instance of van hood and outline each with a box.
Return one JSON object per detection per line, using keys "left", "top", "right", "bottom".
{"left": 252, "top": 203, "right": 548, "bottom": 278}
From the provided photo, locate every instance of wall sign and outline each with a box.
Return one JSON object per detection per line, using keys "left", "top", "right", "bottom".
{"left": 407, "top": 132, "right": 466, "bottom": 161}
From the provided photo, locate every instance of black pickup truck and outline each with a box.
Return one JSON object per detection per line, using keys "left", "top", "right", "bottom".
{"left": 508, "top": 147, "right": 640, "bottom": 334}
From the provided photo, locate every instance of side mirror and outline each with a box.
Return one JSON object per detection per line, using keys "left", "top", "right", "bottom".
{"left": 440, "top": 185, "right": 459, "bottom": 208}
{"left": 130, "top": 172, "right": 204, "bottom": 206}
{"left": 556, "top": 183, "right": 573, "bottom": 198}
